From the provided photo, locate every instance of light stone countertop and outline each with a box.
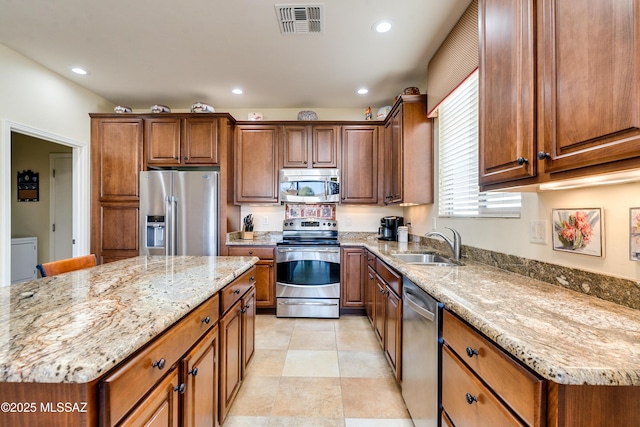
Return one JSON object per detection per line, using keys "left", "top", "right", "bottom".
{"left": 0, "top": 255, "right": 258, "bottom": 384}
{"left": 341, "top": 238, "right": 640, "bottom": 386}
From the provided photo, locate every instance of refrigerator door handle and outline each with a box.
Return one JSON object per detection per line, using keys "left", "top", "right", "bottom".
{"left": 166, "top": 196, "right": 177, "bottom": 256}
{"left": 170, "top": 196, "right": 178, "bottom": 256}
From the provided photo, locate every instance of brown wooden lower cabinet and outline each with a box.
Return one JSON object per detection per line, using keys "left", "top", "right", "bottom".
{"left": 340, "top": 247, "right": 366, "bottom": 309}
{"left": 182, "top": 325, "right": 219, "bottom": 427}
{"left": 364, "top": 252, "right": 402, "bottom": 382}
{"left": 227, "top": 246, "right": 275, "bottom": 308}
{"left": 119, "top": 368, "right": 180, "bottom": 427}
{"left": 219, "top": 283, "right": 256, "bottom": 425}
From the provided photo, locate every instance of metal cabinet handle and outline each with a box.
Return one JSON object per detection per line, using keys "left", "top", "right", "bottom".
{"left": 516, "top": 157, "right": 528, "bottom": 165}
{"left": 152, "top": 358, "right": 166, "bottom": 370}
{"left": 188, "top": 368, "right": 198, "bottom": 376}
{"left": 466, "top": 347, "right": 479, "bottom": 358}
{"left": 234, "top": 289, "right": 241, "bottom": 294}
{"left": 201, "top": 316, "right": 211, "bottom": 325}
{"left": 537, "top": 151, "right": 551, "bottom": 160}
{"left": 175, "top": 383, "right": 186, "bottom": 394}
{"left": 250, "top": 276, "right": 255, "bottom": 282}
{"left": 465, "top": 393, "right": 478, "bottom": 404}
{"left": 183, "top": 156, "right": 188, "bottom": 160}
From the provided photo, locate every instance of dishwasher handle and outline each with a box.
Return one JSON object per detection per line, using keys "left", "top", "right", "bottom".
{"left": 403, "top": 289, "right": 436, "bottom": 322}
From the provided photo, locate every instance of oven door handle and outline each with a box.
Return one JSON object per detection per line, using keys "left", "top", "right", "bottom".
{"left": 278, "top": 300, "right": 339, "bottom": 306}
{"left": 277, "top": 248, "right": 339, "bottom": 253}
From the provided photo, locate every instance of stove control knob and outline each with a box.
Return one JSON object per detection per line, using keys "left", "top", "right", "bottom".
{"left": 332, "top": 222, "right": 337, "bottom": 227}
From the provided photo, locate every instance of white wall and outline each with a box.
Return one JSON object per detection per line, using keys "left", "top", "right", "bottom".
{"left": 405, "top": 118, "right": 640, "bottom": 281}
{"left": 0, "top": 43, "right": 113, "bottom": 286}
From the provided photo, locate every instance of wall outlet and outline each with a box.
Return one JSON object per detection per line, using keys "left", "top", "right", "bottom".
{"left": 431, "top": 217, "right": 437, "bottom": 230}
{"left": 262, "top": 216, "right": 269, "bottom": 225}
{"left": 529, "top": 220, "right": 547, "bottom": 244}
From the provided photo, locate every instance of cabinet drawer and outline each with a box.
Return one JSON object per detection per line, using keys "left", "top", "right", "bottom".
{"left": 375, "top": 258, "right": 401, "bottom": 295}
{"left": 228, "top": 246, "right": 274, "bottom": 260}
{"left": 442, "top": 310, "right": 545, "bottom": 427}
{"left": 100, "top": 294, "right": 219, "bottom": 426}
{"left": 220, "top": 266, "right": 257, "bottom": 314}
{"left": 366, "top": 251, "right": 376, "bottom": 268}
{"left": 442, "top": 345, "right": 524, "bottom": 427}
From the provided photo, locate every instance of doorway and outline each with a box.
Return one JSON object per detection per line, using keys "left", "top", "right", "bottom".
{"left": 1, "top": 119, "right": 90, "bottom": 287}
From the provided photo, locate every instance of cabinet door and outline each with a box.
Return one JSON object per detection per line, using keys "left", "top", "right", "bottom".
{"left": 373, "top": 274, "right": 386, "bottom": 345}
{"left": 146, "top": 118, "right": 182, "bottom": 166}
{"left": 384, "top": 287, "right": 402, "bottom": 381}
{"left": 183, "top": 118, "right": 219, "bottom": 165}
{"left": 235, "top": 125, "right": 280, "bottom": 203}
{"left": 282, "top": 125, "right": 309, "bottom": 167}
{"left": 365, "top": 265, "right": 376, "bottom": 324}
{"left": 254, "top": 260, "right": 275, "bottom": 308}
{"left": 119, "top": 369, "right": 180, "bottom": 427}
{"left": 219, "top": 300, "right": 242, "bottom": 425}
{"left": 182, "top": 325, "right": 218, "bottom": 427}
{"left": 241, "top": 286, "right": 256, "bottom": 374}
{"left": 384, "top": 108, "right": 403, "bottom": 203}
{"left": 311, "top": 125, "right": 339, "bottom": 168}
{"left": 341, "top": 126, "right": 380, "bottom": 204}
{"left": 92, "top": 118, "right": 144, "bottom": 201}
{"left": 96, "top": 203, "right": 139, "bottom": 263}
{"left": 340, "top": 247, "right": 365, "bottom": 308}
{"left": 479, "top": 0, "right": 536, "bottom": 185}
{"left": 538, "top": 0, "right": 640, "bottom": 174}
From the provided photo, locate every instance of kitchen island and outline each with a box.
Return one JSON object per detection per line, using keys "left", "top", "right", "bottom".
{"left": 0, "top": 255, "right": 258, "bottom": 426}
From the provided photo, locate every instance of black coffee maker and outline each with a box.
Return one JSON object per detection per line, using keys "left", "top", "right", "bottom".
{"left": 379, "top": 216, "right": 404, "bottom": 241}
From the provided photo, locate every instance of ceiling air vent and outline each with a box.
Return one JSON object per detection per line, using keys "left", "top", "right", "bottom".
{"left": 275, "top": 4, "right": 324, "bottom": 34}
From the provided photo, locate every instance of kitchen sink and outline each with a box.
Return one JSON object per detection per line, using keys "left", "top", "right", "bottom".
{"left": 391, "top": 252, "right": 462, "bottom": 266}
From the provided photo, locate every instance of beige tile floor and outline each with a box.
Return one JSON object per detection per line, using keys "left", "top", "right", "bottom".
{"left": 222, "top": 315, "right": 413, "bottom": 427}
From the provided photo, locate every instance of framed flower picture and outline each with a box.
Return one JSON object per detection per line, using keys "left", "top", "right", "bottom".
{"left": 552, "top": 208, "right": 603, "bottom": 257}
{"left": 630, "top": 208, "right": 640, "bottom": 261}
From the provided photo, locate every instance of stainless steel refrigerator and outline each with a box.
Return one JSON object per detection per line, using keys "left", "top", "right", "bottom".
{"left": 139, "top": 171, "right": 219, "bottom": 256}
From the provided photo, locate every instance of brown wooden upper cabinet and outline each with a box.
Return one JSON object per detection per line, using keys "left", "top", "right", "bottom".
{"left": 478, "top": 0, "right": 536, "bottom": 187}
{"left": 282, "top": 125, "right": 339, "bottom": 168}
{"left": 383, "top": 95, "right": 433, "bottom": 205}
{"left": 234, "top": 125, "right": 280, "bottom": 204}
{"left": 341, "top": 125, "right": 380, "bottom": 204}
{"left": 146, "top": 117, "right": 220, "bottom": 167}
{"left": 479, "top": 0, "right": 640, "bottom": 190}
{"left": 90, "top": 116, "right": 144, "bottom": 264}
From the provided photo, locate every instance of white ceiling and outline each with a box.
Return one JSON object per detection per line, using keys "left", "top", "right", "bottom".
{"left": 0, "top": 0, "right": 471, "bottom": 110}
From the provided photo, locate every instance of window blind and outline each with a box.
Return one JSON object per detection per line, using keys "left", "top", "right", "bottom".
{"left": 438, "top": 71, "right": 521, "bottom": 218}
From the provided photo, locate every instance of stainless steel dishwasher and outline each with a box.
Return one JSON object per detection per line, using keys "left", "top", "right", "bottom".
{"left": 401, "top": 277, "right": 441, "bottom": 427}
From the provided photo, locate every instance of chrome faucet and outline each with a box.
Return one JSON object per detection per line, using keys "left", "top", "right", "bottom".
{"left": 425, "top": 227, "right": 462, "bottom": 261}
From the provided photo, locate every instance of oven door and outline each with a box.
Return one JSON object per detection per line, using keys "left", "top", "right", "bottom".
{"left": 276, "top": 246, "right": 340, "bottom": 298}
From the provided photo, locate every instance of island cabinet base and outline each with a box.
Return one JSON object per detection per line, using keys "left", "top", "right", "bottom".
{"left": 547, "top": 382, "right": 640, "bottom": 427}
{"left": 0, "top": 381, "right": 99, "bottom": 426}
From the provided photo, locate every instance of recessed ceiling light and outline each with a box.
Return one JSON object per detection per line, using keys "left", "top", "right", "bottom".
{"left": 357, "top": 88, "right": 369, "bottom": 95}
{"left": 71, "top": 67, "right": 88, "bottom": 75}
{"left": 232, "top": 88, "right": 243, "bottom": 95}
{"left": 372, "top": 19, "right": 393, "bottom": 33}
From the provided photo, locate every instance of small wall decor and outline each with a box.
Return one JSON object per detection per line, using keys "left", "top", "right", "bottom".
{"left": 629, "top": 208, "right": 640, "bottom": 261}
{"left": 17, "top": 170, "right": 39, "bottom": 202}
{"left": 552, "top": 208, "right": 603, "bottom": 257}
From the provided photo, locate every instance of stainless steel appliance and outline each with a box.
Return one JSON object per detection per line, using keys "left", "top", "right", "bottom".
{"left": 379, "top": 216, "right": 404, "bottom": 241}
{"left": 278, "top": 169, "right": 340, "bottom": 204}
{"left": 139, "top": 171, "right": 219, "bottom": 256}
{"left": 402, "top": 277, "right": 440, "bottom": 427}
{"left": 276, "top": 218, "right": 340, "bottom": 318}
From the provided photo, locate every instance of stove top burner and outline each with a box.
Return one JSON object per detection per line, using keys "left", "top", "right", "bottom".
{"left": 279, "top": 218, "right": 339, "bottom": 246}
{"left": 277, "top": 239, "right": 340, "bottom": 246}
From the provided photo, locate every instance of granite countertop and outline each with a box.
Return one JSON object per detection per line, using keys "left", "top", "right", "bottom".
{"left": 0, "top": 255, "right": 258, "bottom": 384}
{"left": 341, "top": 238, "right": 640, "bottom": 387}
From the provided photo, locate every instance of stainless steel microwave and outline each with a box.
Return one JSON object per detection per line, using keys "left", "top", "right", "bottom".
{"left": 279, "top": 169, "right": 340, "bottom": 203}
